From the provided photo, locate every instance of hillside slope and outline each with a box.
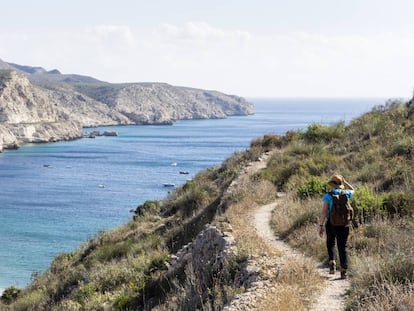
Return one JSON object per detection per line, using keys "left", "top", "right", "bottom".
{"left": 2, "top": 98, "right": 413, "bottom": 310}
{"left": 0, "top": 59, "right": 254, "bottom": 151}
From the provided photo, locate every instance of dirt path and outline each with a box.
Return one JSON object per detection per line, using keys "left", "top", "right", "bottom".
{"left": 224, "top": 154, "right": 350, "bottom": 310}
{"left": 253, "top": 200, "right": 350, "bottom": 311}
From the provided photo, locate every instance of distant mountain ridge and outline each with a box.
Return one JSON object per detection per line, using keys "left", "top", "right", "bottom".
{"left": 0, "top": 59, "right": 254, "bottom": 151}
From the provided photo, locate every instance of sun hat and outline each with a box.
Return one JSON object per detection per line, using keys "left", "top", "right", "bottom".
{"left": 328, "top": 174, "right": 344, "bottom": 189}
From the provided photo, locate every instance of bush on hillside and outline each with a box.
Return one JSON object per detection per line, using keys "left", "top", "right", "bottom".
{"left": 133, "top": 200, "right": 161, "bottom": 219}
{"left": 390, "top": 137, "right": 413, "bottom": 158}
{"left": 296, "top": 177, "right": 327, "bottom": 200}
{"left": 351, "top": 186, "right": 384, "bottom": 224}
{"left": 250, "top": 131, "right": 297, "bottom": 152}
{"left": 382, "top": 192, "right": 414, "bottom": 217}
{"left": 1, "top": 286, "right": 21, "bottom": 305}
{"left": 299, "top": 122, "right": 345, "bottom": 144}
{"left": 349, "top": 217, "right": 414, "bottom": 310}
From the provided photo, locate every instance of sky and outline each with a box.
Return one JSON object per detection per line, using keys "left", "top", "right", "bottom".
{"left": 1, "top": 0, "right": 414, "bottom": 98}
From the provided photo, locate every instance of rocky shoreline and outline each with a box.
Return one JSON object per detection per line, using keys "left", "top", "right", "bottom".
{"left": 0, "top": 60, "right": 254, "bottom": 152}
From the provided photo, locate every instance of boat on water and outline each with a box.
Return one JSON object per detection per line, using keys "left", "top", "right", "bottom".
{"left": 163, "top": 183, "right": 175, "bottom": 187}
{"left": 179, "top": 171, "right": 189, "bottom": 175}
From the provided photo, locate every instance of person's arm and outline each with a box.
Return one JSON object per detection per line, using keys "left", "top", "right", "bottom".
{"left": 342, "top": 178, "right": 354, "bottom": 191}
{"left": 318, "top": 201, "right": 328, "bottom": 237}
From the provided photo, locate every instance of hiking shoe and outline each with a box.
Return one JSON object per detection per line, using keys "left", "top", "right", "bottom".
{"left": 340, "top": 268, "right": 347, "bottom": 279}
{"left": 329, "top": 260, "right": 336, "bottom": 274}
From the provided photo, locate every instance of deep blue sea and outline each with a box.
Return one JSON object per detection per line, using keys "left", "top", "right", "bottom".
{"left": 0, "top": 98, "right": 385, "bottom": 290}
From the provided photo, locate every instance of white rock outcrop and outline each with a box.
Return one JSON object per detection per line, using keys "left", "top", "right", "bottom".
{"left": 0, "top": 71, "right": 83, "bottom": 150}
{"left": 0, "top": 62, "right": 254, "bottom": 151}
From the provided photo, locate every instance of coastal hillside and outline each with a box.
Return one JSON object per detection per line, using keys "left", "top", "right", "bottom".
{"left": 1, "top": 98, "right": 413, "bottom": 310}
{"left": 0, "top": 59, "right": 254, "bottom": 151}
{"left": 0, "top": 70, "right": 84, "bottom": 151}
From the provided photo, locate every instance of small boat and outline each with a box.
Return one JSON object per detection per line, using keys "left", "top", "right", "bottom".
{"left": 163, "top": 183, "right": 175, "bottom": 187}
{"left": 170, "top": 162, "right": 178, "bottom": 166}
{"left": 179, "top": 171, "right": 190, "bottom": 175}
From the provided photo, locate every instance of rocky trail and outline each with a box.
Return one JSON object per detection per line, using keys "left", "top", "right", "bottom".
{"left": 253, "top": 201, "right": 350, "bottom": 311}
{"left": 225, "top": 155, "right": 350, "bottom": 310}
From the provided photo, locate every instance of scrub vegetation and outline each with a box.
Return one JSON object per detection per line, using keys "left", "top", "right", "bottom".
{"left": 1, "top": 99, "right": 413, "bottom": 310}
{"left": 264, "top": 99, "right": 414, "bottom": 310}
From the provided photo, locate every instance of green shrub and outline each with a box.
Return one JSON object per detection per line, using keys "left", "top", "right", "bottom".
{"left": 74, "top": 283, "right": 98, "bottom": 305}
{"left": 288, "top": 140, "right": 315, "bottom": 156}
{"left": 113, "top": 292, "right": 135, "bottom": 310}
{"left": 382, "top": 192, "right": 414, "bottom": 217}
{"left": 390, "top": 137, "right": 413, "bottom": 158}
{"left": 50, "top": 252, "right": 74, "bottom": 274}
{"left": 1, "top": 286, "right": 21, "bottom": 304}
{"left": 351, "top": 186, "right": 384, "bottom": 224}
{"left": 299, "top": 122, "right": 345, "bottom": 143}
{"left": 134, "top": 200, "right": 161, "bottom": 218}
{"left": 11, "top": 289, "right": 45, "bottom": 311}
{"left": 296, "top": 177, "right": 327, "bottom": 199}
{"left": 165, "top": 169, "right": 223, "bottom": 218}
{"left": 149, "top": 251, "right": 170, "bottom": 272}
{"left": 250, "top": 133, "right": 293, "bottom": 151}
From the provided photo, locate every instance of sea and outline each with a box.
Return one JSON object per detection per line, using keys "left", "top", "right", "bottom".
{"left": 0, "top": 98, "right": 386, "bottom": 290}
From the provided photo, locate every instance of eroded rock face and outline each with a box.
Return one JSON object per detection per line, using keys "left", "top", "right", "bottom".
{"left": 0, "top": 71, "right": 83, "bottom": 150}
{"left": 111, "top": 83, "right": 253, "bottom": 124}
{"left": 0, "top": 71, "right": 65, "bottom": 124}
{"left": 0, "top": 126, "right": 19, "bottom": 151}
{"left": 0, "top": 61, "right": 254, "bottom": 151}
{"left": 167, "top": 225, "right": 238, "bottom": 297}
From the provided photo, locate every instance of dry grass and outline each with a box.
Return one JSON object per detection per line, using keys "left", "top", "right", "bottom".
{"left": 226, "top": 198, "right": 278, "bottom": 256}
{"left": 271, "top": 197, "right": 414, "bottom": 310}
{"left": 222, "top": 158, "right": 324, "bottom": 311}
{"left": 256, "top": 256, "right": 324, "bottom": 311}
{"left": 224, "top": 172, "right": 278, "bottom": 256}
{"left": 228, "top": 166, "right": 277, "bottom": 206}
{"left": 348, "top": 282, "right": 414, "bottom": 311}
{"left": 270, "top": 197, "right": 324, "bottom": 261}
{"left": 278, "top": 256, "right": 323, "bottom": 294}
{"left": 260, "top": 285, "right": 305, "bottom": 311}
{"left": 346, "top": 217, "right": 414, "bottom": 310}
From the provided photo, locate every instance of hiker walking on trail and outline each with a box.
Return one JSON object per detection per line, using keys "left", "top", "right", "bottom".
{"left": 318, "top": 174, "right": 355, "bottom": 279}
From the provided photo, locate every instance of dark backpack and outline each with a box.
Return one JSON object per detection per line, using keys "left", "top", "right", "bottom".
{"left": 329, "top": 190, "right": 353, "bottom": 226}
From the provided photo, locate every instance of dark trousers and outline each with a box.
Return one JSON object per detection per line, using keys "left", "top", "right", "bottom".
{"left": 325, "top": 222, "right": 350, "bottom": 270}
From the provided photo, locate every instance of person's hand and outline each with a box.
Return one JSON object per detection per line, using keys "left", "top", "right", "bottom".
{"left": 319, "top": 225, "right": 324, "bottom": 238}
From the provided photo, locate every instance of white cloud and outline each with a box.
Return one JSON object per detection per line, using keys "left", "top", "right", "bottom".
{"left": 86, "top": 25, "right": 136, "bottom": 46}
{"left": 157, "top": 22, "right": 250, "bottom": 43}
{"left": 1, "top": 23, "right": 414, "bottom": 97}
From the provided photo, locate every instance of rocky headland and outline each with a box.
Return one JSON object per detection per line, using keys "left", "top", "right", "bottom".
{"left": 0, "top": 59, "right": 254, "bottom": 152}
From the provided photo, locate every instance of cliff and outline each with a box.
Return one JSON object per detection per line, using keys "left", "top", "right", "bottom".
{"left": 0, "top": 60, "right": 254, "bottom": 151}
{"left": 0, "top": 70, "right": 83, "bottom": 151}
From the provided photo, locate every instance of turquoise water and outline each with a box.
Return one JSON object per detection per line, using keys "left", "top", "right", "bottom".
{"left": 0, "top": 98, "right": 384, "bottom": 289}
